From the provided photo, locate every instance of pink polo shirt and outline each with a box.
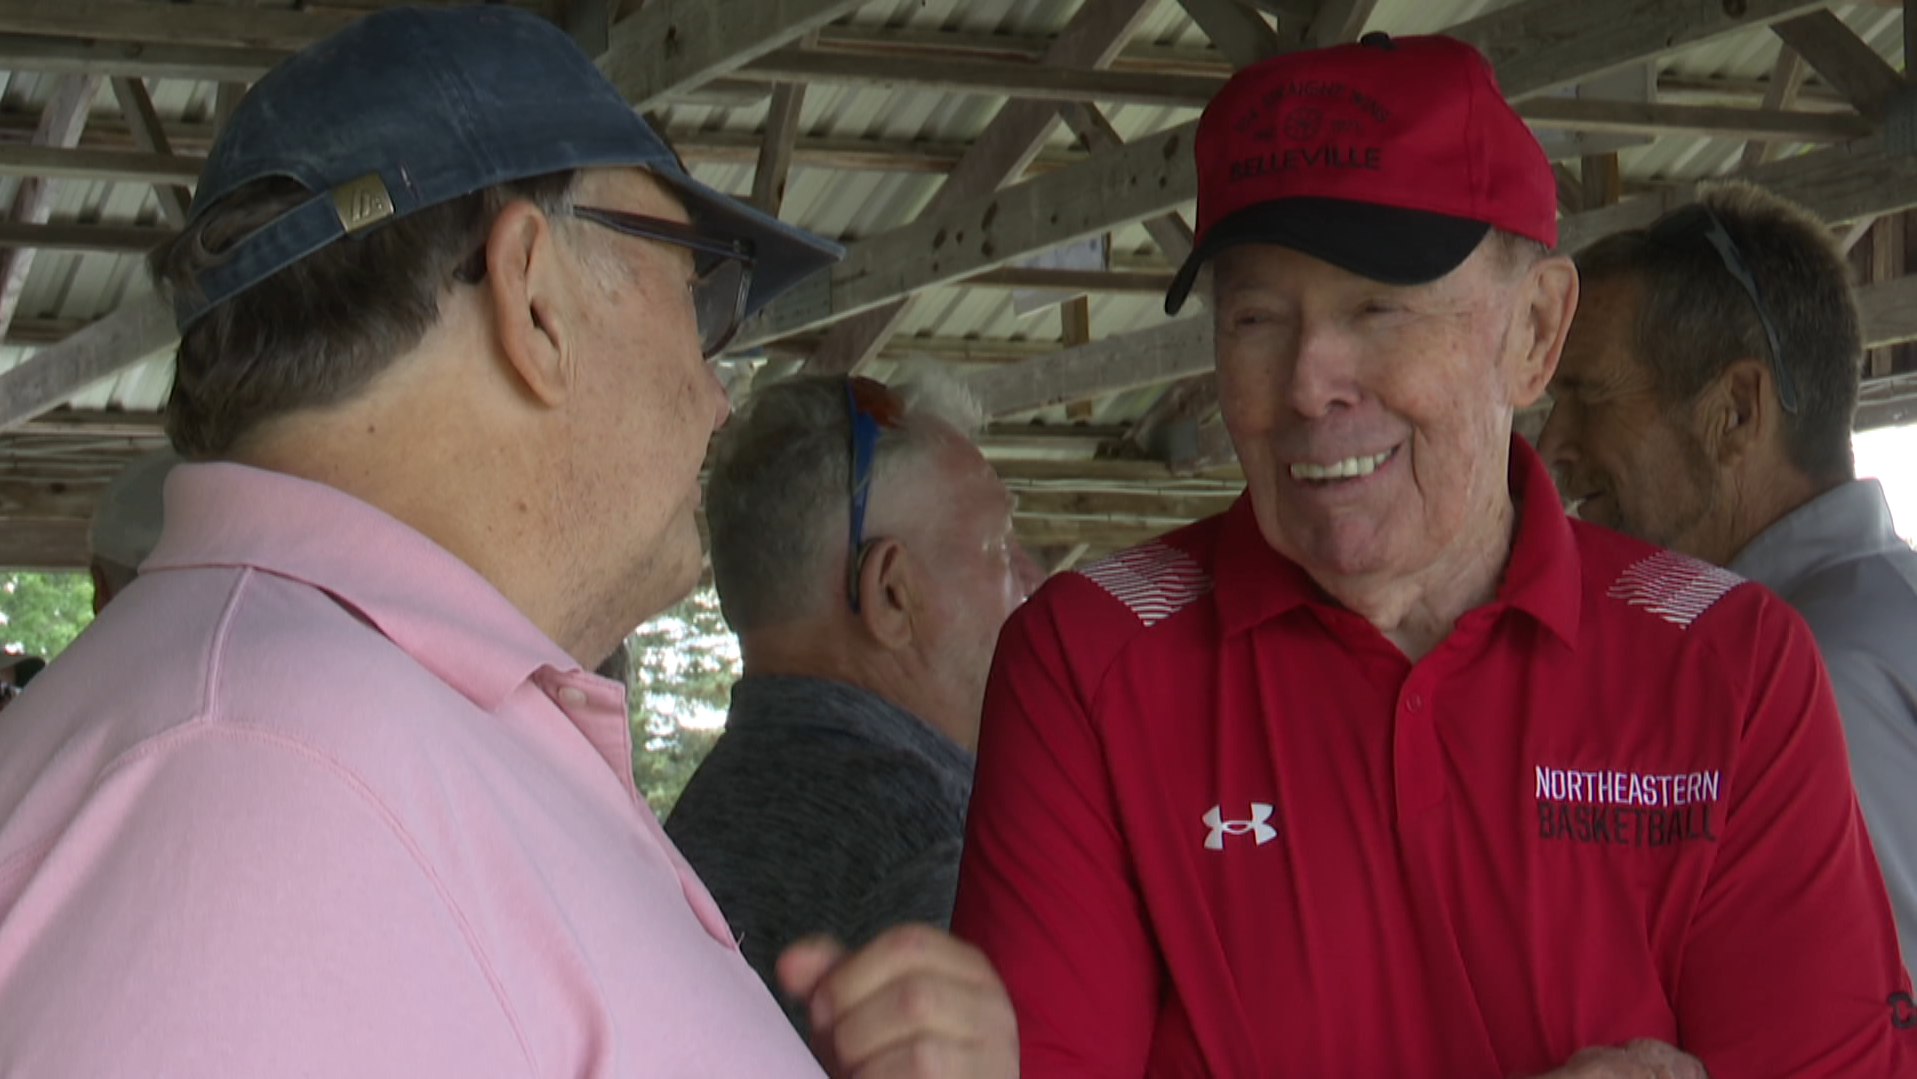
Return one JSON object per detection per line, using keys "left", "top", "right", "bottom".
{"left": 0, "top": 463, "right": 824, "bottom": 1077}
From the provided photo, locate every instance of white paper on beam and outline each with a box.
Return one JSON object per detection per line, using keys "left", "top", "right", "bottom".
{"left": 1011, "top": 234, "right": 1108, "bottom": 319}
{"left": 1530, "top": 64, "right": 1655, "bottom": 163}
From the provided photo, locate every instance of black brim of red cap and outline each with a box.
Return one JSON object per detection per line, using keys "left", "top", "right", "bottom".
{"left": 1164, "top": 198, "right": 1492, "bottom": 315}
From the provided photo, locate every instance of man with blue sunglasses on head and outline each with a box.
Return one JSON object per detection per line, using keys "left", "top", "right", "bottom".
{"left": 0, "top": 8, "right": 1016, "bottom": 1077}
{"left": 670, "top": 373, "right": 1042, "bottom": 1035}
{"left": 1541, "top": 180, "right": 1917, "bottom": 982}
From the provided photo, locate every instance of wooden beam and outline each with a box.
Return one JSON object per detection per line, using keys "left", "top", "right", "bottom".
{"left": 0, "top": 145, "right": 200, "bottom": 185}
{"left": 1516, "top": 97, "right": 1870, "bottom": 143}
{"left": 0, "top": 519, "right": 90, "bottom": 570}
{"left": 969, "top": 317, "right": 1212, "bottom": 418}
{"left": 743, "top": 117, "right": 1194, "bottom": 350}
{"left": 1908, "top": 0, "right": 1917, "bottom": 76}
{"left": 0, "top": 480, "right": 105, "bottom": 521}
{"left": 1015, "top": 487, "right": 1238, "bottom": 521}
{"left": 768, "top": 332, "right": 1060, "bottom": 366}
{"left": 993, "top": 455, "right": 1241, "bottom": 483}
{"left": 751, "top": 82, "right": 806, "bottom": 217}
{"left": 1560, "top": 135, "right": 1917, "bottom": 253}
{"left": 744, "top": 0, "right": 1834, "bottom": 351}
{"left": 0, "top": 294, "right": 176, "bottom": 433}
{"left": 1449, "top": 0, "right": 1827, "bottom": 101}
{"left": 961, "top": 267, "right": 1172, "bottom": 293}
{"left": 1058, "top": 103, "right": 1195, "bottom": 265}
{"left": 1770, "top": 10, "right": 1904, "bottom": 120}
{"left": 109, "top": 76, "right": 191, "bottom": 226}
{"left": 1858, "top": 264, "right": 1917, "bottom": 349}
{"left": 1868, "top": 215, "right": 1903, "bottom": 376}
{"left": 816, "top": 25, "right": 1228, "bottom": 76}
{"left": 1742, "top": 46, "right": 1807, "bottom": 169}
{"left": 799, "top": 0, "right": 1157, "bottom": 377}
{"left": 1581, "top": 153, "right": 1622, "bottom": 208}
{"left": 0, "top": 32, "right": 284, "bottom": 80}
{"left": 734, "top": 53, "right": 1874, "bottom": 144}
{"left": 737, "top": 47, "right": 1223, "bottom": 108}
{"left": 0, "top": 1, "right": 355, "bottom": 50}
{"left": 0, "top": 222, "right": 177, "bottom": 253}
{"left": 1306, "top": 0, "right": 1380, "bottom": 47}
{"left": 598, "top": 0, "right": 866, "bottom": 111}
{"left": 0, "top": 74, "right": 101, "bottom": 344}
{"left": 1174, "top": 0, "right": 1283, "bottom": 67}
{"left": 1840, "top": 215, "right": 1882, "bottom": 257}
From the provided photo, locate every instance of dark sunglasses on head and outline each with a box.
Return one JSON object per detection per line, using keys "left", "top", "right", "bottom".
{"left": 844, "top": 376, "right": 906, "bottom": 613}
{"left": 453, "top": 206, "right": 756, "bottom": 360}
{"left": 1643, "top": 203, "right": 1799, "bottom": 415}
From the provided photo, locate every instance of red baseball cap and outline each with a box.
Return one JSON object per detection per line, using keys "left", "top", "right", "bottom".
{"left": 1165, "top": 33, "right": 1557, "bottom": 315}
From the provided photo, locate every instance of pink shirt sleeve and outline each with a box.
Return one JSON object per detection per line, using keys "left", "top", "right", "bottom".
{"left": 1676, "top": 607, "right": 1915, "bottom": 1077}
{"left": 951, "top": 594, "right": 1159, "bottom": 1078}
{"left": 0, "top": 726, "right": 533, "bottom": 1077}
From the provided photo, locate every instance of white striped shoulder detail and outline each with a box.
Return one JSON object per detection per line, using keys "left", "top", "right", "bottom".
{"left": 1607, "top": 550, "right": 1745, "bottom": 629}
{"left": 1074, "top": 541, "right": 1213, "bottom": 627}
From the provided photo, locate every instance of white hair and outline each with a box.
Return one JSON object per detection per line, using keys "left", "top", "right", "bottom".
{"left": 704, "top": 370, "right": 983, "bottom": 630}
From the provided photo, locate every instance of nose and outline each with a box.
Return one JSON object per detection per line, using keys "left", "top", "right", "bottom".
{"left": 1284, "top": 321, "right": 1362, "bottom": 419}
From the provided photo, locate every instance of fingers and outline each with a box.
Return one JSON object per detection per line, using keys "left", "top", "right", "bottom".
{"left": 1552, "top": 1040, "right": 1707, "bottom": 1079}
{"left": 776, "top": 935, "right": 847, "bottom": 1004}
{"left": 1620, "top": 1039, "right": 1708, "bottom": 1079}
{"left": 785, "top": 924, "right": 1018, "bottom": 1079}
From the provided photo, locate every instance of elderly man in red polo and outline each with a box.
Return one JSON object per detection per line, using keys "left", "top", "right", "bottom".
{"left": 954, "top": 32, "right": 1913, "bottom": 1079}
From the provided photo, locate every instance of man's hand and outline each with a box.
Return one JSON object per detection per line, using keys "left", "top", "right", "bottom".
{"left": 776, "top": 924, "right": 1018, "bottom": 1079}
{"left": 1539, "top": 1039, "right": 1707, "bottom": 1079}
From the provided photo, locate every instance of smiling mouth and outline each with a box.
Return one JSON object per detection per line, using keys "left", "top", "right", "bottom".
{"left": 1288, "top": 446, "right": 1398, "bottom": 484}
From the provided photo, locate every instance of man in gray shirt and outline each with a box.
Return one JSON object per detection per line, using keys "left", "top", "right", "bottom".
{"left": 1540, "top": 180, "right": 1917, "bottom": 975}
{"left": 668, "top": 374, "right": 1042, "bottom": 1029}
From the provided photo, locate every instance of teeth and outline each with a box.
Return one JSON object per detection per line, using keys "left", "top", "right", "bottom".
{"left": 1290, "top": 450, "right": 1393, "bottom": 482}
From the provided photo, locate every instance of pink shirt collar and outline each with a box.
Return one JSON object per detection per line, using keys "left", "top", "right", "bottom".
{"left": 146, "top": 462, "right": 584, "bottom": 715}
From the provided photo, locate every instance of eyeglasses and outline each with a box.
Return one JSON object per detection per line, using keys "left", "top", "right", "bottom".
{"left": 1644, "top": 204, "right": 1799, "bottom": 415}
{"left": 453, "top": 205, "right": 756, "bottom": 360}
{"left": 844, "top": 376, "right": 905, "bottom": 613}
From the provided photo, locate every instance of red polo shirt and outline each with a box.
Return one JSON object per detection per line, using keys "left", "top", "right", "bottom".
{"left": 953, "top": 439, "right": 1914, "bottom": 1078}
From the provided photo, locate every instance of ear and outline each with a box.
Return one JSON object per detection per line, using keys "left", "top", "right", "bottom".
{"left": 484, "top": 199, "right": 576, "bottom": 408}
{"left": 1698, "top": 357, "right": 1769, "bottom": 466}
{"left": 1505, "top": 255, "right": 1580, "bottom": 409}
{"left": 854, "top": 537, "right": 919, "bottom": 651}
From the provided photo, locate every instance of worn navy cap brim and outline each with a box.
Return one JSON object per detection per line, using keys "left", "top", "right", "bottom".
{"left": 647, "top": 166, "right": 841, "bottom": 321}
{"left": 1165, "top": 197, "right": 1489, "bottom": 314}
{"left": 174, "top": 6, "right": 840, "bottom": 333}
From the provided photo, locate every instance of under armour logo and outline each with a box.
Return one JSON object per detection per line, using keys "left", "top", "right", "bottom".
{"left": 1203, "top": 803, "right": 1276, "bottom": 850}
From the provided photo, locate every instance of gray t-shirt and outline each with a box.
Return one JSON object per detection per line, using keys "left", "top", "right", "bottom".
{"left": 1730, "top": 479, "right": 1917, "bottom": 978}
{"left": 665, "top": 675, "right": 974, "bottom": 1033}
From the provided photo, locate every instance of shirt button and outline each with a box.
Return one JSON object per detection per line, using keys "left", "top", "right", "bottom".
{"left": 1405, "top": 693, "right": 1424, "bottom": 713}
{"left": 557, "top": 686, "right": 589, "bottom": 708}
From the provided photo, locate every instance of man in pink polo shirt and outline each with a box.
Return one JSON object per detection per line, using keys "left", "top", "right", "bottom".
{"left": 0, "top": 8, "right": 1015, "bottom": 1076}
{"left": 953, "top": 33, "right": 1913, "bottom": 1078}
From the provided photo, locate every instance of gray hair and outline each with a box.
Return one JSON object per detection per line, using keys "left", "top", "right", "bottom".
{"left": 149, "top": 171, "right": 585, "bottom": 458}
{"left": 1574, "top": 180, "right": 1860, "bottom": 484}
{"left": 705, "top": 370, "right": 981, "bottom": 631}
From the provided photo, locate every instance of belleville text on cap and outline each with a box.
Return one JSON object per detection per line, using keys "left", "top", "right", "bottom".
{"left": 1165, "top": 33, "right": 1557, "bottom": 314}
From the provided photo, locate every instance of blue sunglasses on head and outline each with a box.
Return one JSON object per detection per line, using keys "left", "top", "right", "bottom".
{"left": 844, "top": 376, "right": 905, "bottom": 612}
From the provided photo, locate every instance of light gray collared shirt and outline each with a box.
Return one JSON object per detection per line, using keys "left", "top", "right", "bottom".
{"left": 1731, "top": 478, "right": 1917, "bottom": 977}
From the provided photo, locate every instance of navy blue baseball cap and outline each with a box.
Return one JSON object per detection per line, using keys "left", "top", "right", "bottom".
{"left": 175, "top": 4, "right": 841, "bottom": 331}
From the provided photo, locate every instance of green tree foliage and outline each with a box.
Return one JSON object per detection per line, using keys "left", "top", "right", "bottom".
{"left": 0, "top": 572, "right": 94, "bottom": 661}
{"left": 626, "top": 586, "right": 738, "bottom": 818}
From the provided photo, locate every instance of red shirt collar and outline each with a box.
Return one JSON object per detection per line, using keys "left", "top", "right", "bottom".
{"left": 1213, "top": 436, "right": 1581, "bottom": 646}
